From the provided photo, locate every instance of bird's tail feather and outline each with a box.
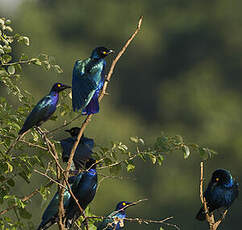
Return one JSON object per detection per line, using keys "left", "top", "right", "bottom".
{"left": 196, "top": 207, "right": 206, "bottom": 221}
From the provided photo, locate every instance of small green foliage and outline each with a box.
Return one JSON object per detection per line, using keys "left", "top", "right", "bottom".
{"left": 182, "top": 145, "right": 190, "bottom": 159}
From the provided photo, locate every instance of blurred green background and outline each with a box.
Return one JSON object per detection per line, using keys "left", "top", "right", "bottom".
{"left": 1, "top": 0, "right": 242, "bottom": 229}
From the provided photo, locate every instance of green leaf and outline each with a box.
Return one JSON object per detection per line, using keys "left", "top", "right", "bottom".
{"left": 182, "top": 145, "right": 190, "bottom": 159}
{"left": 5, "top": 162, "right": 13, "bottom": 173}
{"left": 5, "top": 26, "right": 13, "bottom": 33}
{"left": 5, "top": 19, "right": 11, "bottom": 25}
{"left": 157, "top": 155, "right": 164, "bottom": 166}
{"left": 0, "top": 19, "right": 5, "bottom": 26}
{"left": 53, "top": 64, "right": 63, "bottom": 73}
{"left": 127, "top": 164, "right": 135, "bottom": 172}
{"left": 1, "top": 54, "right": 12, "bottom": 64}
{"left": 22, "top": 36, "right": 30, "bottom": 46}
{"left": 199, "top": 147, "right": 209, "bottom": 160}
{"left": 0, "top": 70, "right": 8, "bottom": 77}
{"left": 7, "top": 66, "right": 15, "bottom": 75}
{"left": 130, "top": 136, "right": 139, "bottom": 143}
{"left": 150, "top": 154, "right": 156, "bottom": 164}
{"left": 3, "top": 45, "right": 12, "bottom": 53}
{"left": 30, "top": 58, "right": 41, "bottom": 66}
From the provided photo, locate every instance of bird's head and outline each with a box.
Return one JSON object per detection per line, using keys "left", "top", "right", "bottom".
{"left": 65, "top": 127, "right": 82, "bottom": 138}
{"left": 115, "top": 201, "right": 132, "bottom": 211}
{"left": 211, "top": 169, "right": 233, "bottom": 186}
{"left": 91, "top": 47, "right": 114, "bottom": 59}
{"left": 85, "top": 158, "right": 97, "bottom": 170}
{"left": 51, "top": 83, "right": 71, "bottom": 93}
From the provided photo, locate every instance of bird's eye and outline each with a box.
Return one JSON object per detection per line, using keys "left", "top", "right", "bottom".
{"left": 102, "top": 51, "right": 107, "bottom": 55}
{"left": 216, "top": 177, "right": 219, "bottom": 182}
{"left": 57, "top": 84, "right": 61, "bottom": 87}
{"left": 122, "top": 202, "right": 126, "bottom": 206}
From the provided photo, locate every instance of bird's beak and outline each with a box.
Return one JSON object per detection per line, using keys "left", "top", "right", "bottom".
{"left": 124, "top": 202, "right": 132, "bottom": 209}
{"left": 108, "top": 49, "right": 114, "bottom": 54}
{"left": 65, "top": 129, "right": 71, "bottom": 133}
{"left": 61, "top": 84, "right": 71, "bottom": 90}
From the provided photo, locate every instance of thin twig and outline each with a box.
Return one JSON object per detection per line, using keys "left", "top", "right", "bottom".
{"left": 48, "top": 114, "right": 82, "bottom": 134}
{"left": 124, "top": 216, "right": 180, "bottom": 230}
{"left": 0, "top": 181, "right": 53, "bottom": 215}
{"left": 34, "top": 169, "right": 65, "bottom": 189}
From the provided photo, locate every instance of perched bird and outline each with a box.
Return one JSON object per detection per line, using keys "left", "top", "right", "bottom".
{"left": 72, "top": 46, "right": 113, "bottom": 114}
{"left": 37, "top": 175, "right": 79, "bottom": 230}
{"left": 65, "top": 158, "right": 98, "bottom": 228}
{"left": 97, "top": 201, "right": 132, "bottom": 230}
{"left": 196, "top": 169, "right": 239, "bottom": 221}
{"left": 19, "top": 83, "right": 71, "bottom": 135}
{"left": 60, "top": 127, "right": 94, "bottom": 169}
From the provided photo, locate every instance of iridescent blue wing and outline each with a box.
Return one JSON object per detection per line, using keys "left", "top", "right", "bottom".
{"left": 82, "top": 136, "right": 94, "bottom": 150}
{"left": 82, "top": 62, "right": 106, "bottom": 115}
{"left": 37, "top": 175, "right": 81, "bottom": 230}
{"left": 72, "top": 59, "right": 97, "bottom": 112}
{"left": 19, "top": 95, "right": 56, "bottom": 135}
{"left": 61, "top": 137, "right": 93, "bottom": 170}
{"left": 37, "top": 188, "right": 71, "bottom": 229}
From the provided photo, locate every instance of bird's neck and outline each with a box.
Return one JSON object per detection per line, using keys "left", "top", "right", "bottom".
{"left": 116, "top": 210, "right": 126, "bottom": 216}
{"left": 49, "top": 91, "right": 59, "bottom": 97}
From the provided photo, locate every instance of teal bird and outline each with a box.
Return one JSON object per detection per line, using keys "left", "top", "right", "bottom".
{"left": 19, "top": 83, "right": 71, "bottom": 135}
{"left": 72, "top": 47, "right": 113, "bottom": 114}
{"left": 61, "top": 127, "right": 94, "bottom": 170}
{"left": 196, "top": 169, "right": 239, "bottom": 221}
{"left": 65, "top": 158, "right": 98, "bottom": 228}
{"left": 37, "top": 175, "right": 80, "bottom": 230}
{"left": 97, "top": 201, "right": 132, "bottom": 230}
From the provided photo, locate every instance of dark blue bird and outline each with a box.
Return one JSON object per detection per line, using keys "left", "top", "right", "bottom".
{"left": 65, "top": 158, "right": 98, "bottom": 228}
{"left": 60, "top": 127, "right": 94, "bottom": 170}
{"left": 196, "top": 169, "right": 239, "bottom": 221}
{"left": 37, "top": 175, "right": 80, "bottom": 230}
{"left": 19, "top": 83, "right": 71, "bottom": 135}
{"left": 97, "top": 201, "right": 132, "bottom": 230}
{"left": 72, "top": 46, "right": 113, "bottom": 114}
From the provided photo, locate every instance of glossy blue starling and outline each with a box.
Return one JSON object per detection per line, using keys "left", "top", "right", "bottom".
{"left": 19, "top": 83, "right": 71, "bottom": 135}
{"left": 97, "top": 201, "right": 132, "bottom": 230}
{"left": 37, "top": 175, "right": 79, "bottom": 230}
{"left": 196, "top": 169, "right": 239, "bottom": 221}
{"left": 65, "top": 158, "right": 98, "bottom": 228}
{"left": 72, "top": 47, "right": 113, "bottom": 114}
{"left": 61, "top": 127, "right": 94, "bottom": 169}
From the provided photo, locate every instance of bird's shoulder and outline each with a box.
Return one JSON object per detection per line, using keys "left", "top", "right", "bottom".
{"left": 73, "top": 58, "right": 91, "bottom": 77}
{"left": 35, "top": 94, "right": 55, "bottom": 110}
